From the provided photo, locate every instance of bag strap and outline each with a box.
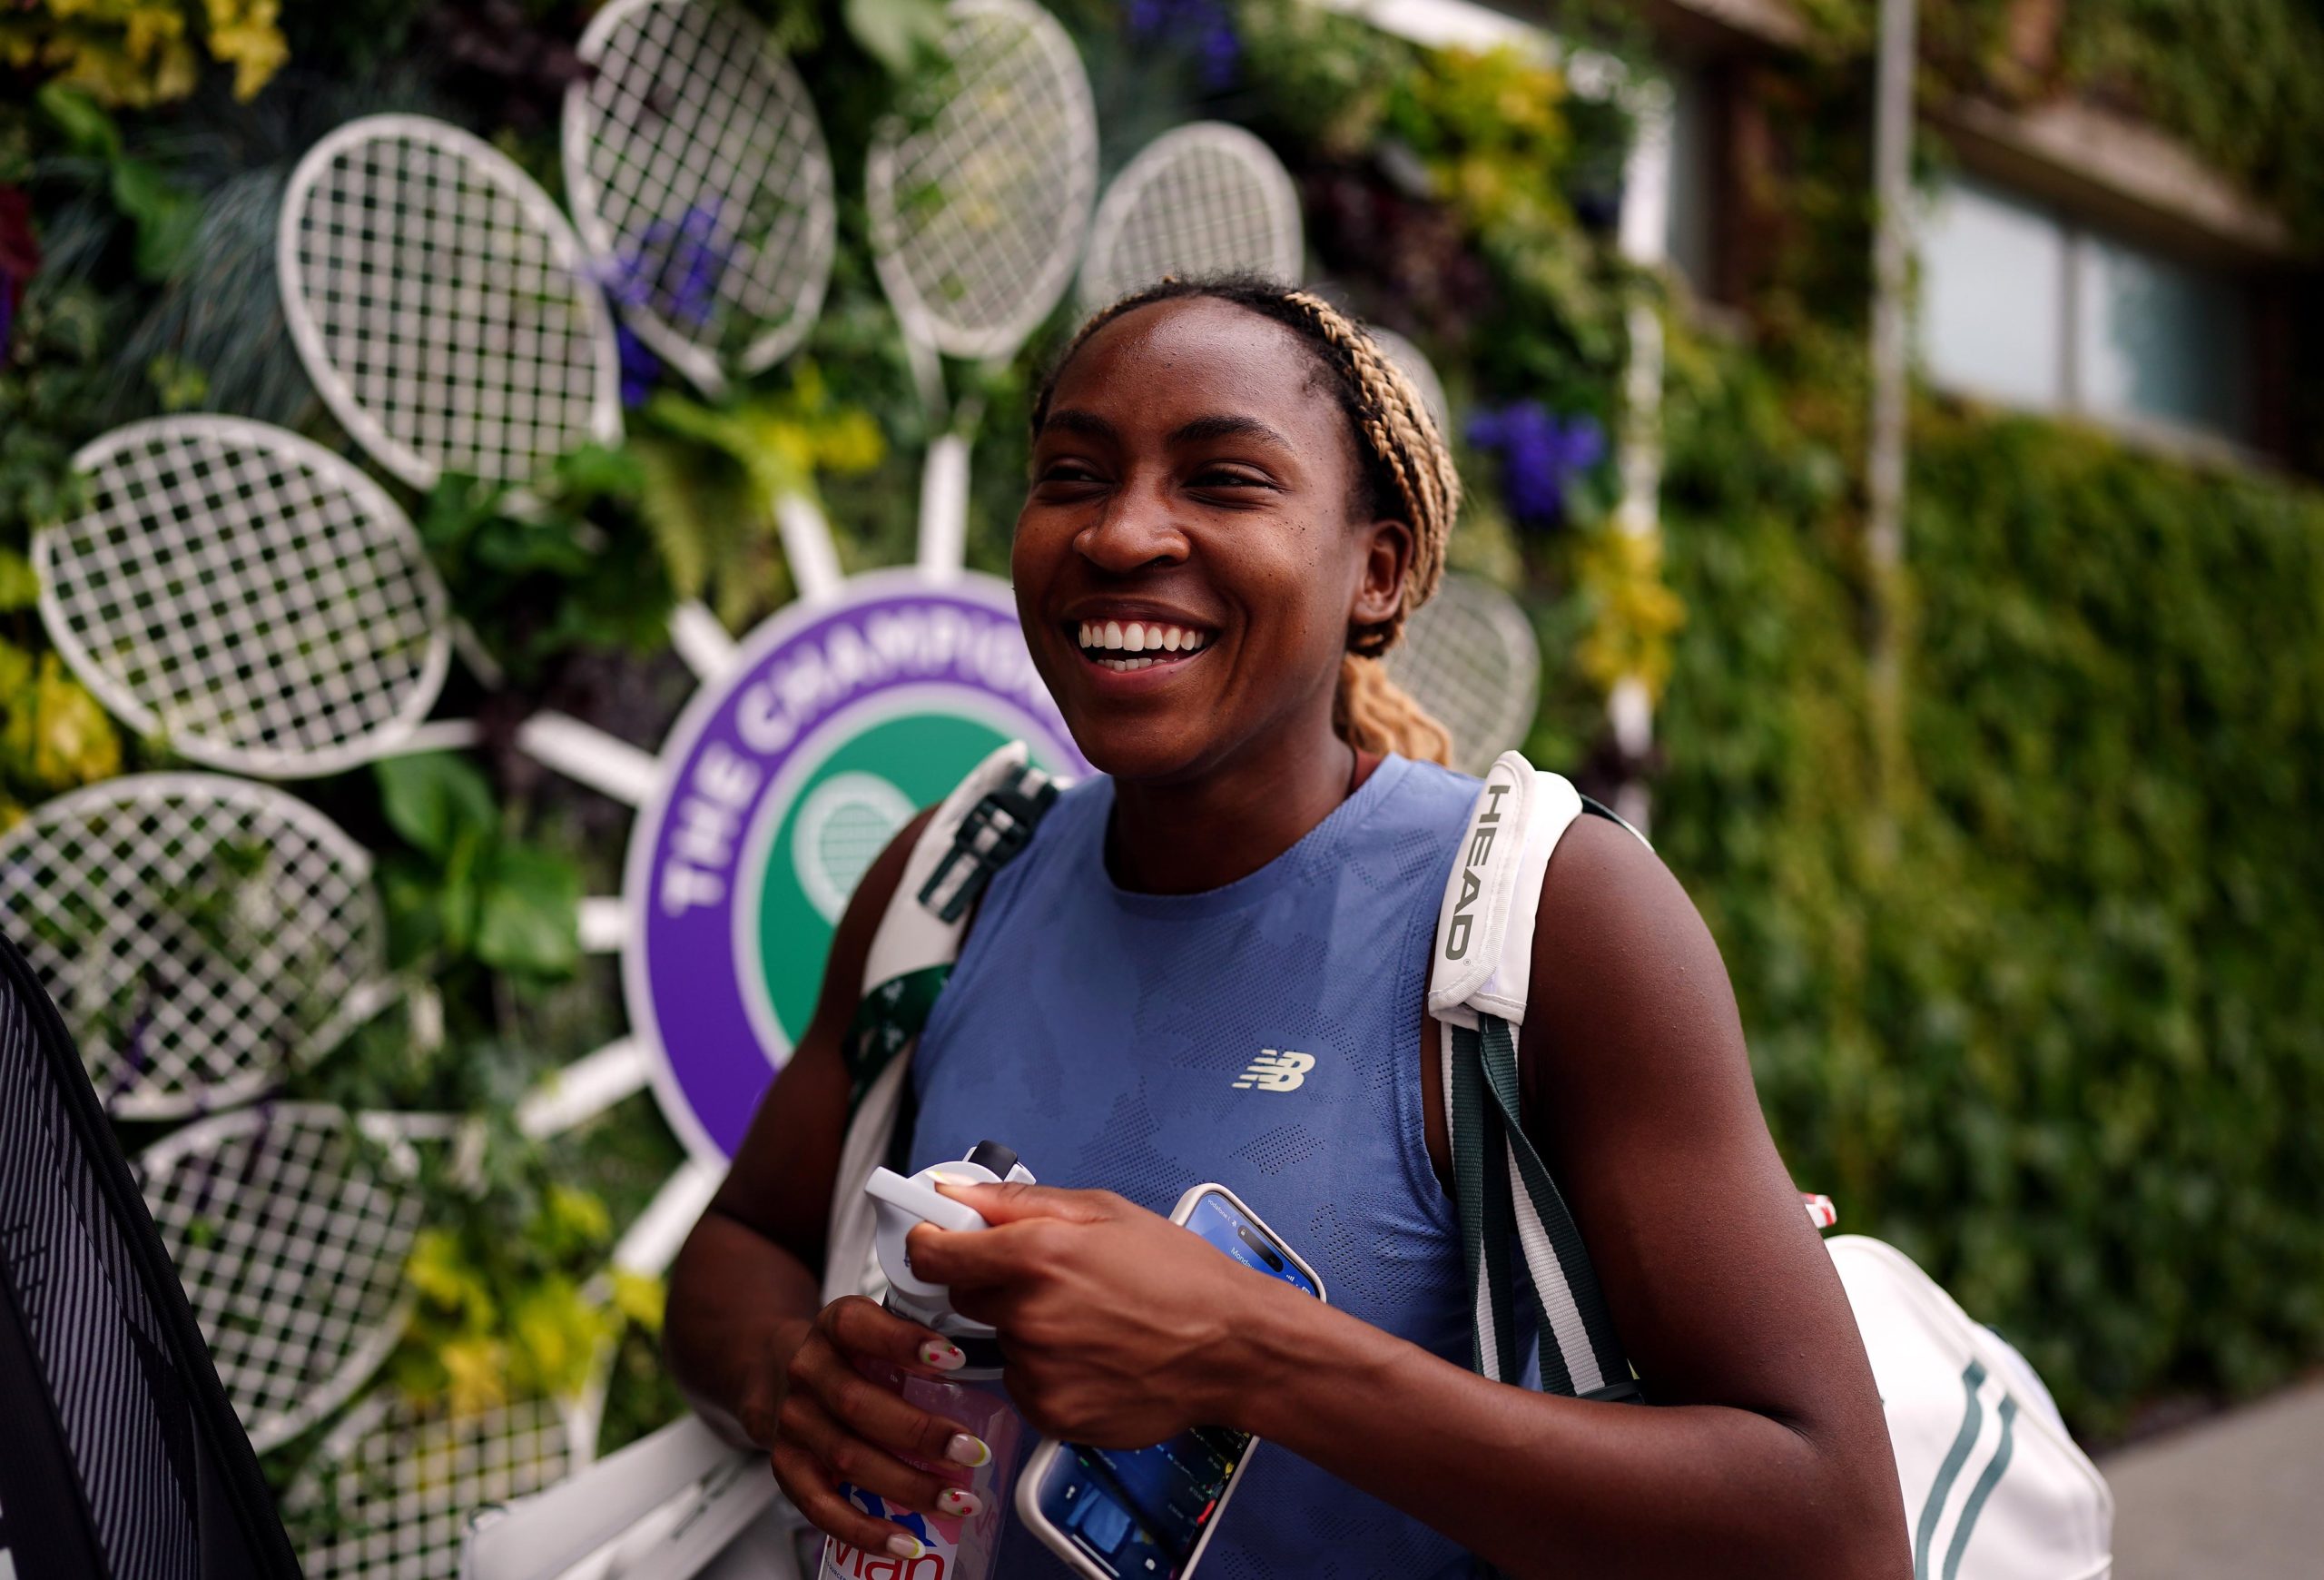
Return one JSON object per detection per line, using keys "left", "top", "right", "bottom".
{"left": 1445, "top": 1015, "right": 1637, "bottom": 1399}
{"left": 821, "top": 743, "right": 1061, "bottom": 1305}
{"left": 839, "top": 746, "right": 1060, "bottom": 1115}
{"left": 1431, "top": 752, "right": 1642, "bottom": 1406}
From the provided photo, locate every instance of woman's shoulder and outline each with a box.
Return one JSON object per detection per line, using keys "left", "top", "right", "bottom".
{"left": 1376, "top": 753, "right": 1482, "bottom": 828}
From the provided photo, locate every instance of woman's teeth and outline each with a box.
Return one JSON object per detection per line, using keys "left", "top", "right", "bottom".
{"left": 1077, "top": 619, "right": 1209, "bottom": 672}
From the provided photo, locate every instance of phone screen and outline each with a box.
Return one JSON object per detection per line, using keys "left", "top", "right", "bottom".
{"left": 1027, "top": 1191, "right": 1319, "bottom": 1577}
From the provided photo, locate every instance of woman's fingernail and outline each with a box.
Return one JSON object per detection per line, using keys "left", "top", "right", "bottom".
{"left": 936, "top": 1486, "right": 983, "bottom": 1517}
{"left": 885, "top": 1534, "right": 925, "bottom": 1560}
{"left": 945, "top": 1432, "right": 992, "bottom": 1467}
{"left": 919, "top": 1338, "right": 967, "bottom": 1371}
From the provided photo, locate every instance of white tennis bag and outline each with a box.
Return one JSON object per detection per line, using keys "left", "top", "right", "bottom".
{"left": 467, "top": 745, "right": 2112, "bottom": 1579}
{"left": 1433, "top": 752, "right": 2113, "bottom": 1579}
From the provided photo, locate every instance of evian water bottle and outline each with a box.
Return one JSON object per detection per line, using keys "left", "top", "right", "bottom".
{"left": 818, "top": 1142, "right": 1033, "bottom": 1580}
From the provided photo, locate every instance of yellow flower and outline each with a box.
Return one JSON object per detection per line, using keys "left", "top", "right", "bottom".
{"left": 1576, "top": 528, "right": 1687, "bottom": 702}
{"left": 439, "top": 1337, "right": 510, "bottom": 1417}
{"left": 202, "top": 0, "right": 286, "bottom": 101}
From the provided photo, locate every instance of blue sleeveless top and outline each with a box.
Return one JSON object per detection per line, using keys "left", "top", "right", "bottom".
{"left": 910, "top": 754, "right": 1480, "bottom": 1579}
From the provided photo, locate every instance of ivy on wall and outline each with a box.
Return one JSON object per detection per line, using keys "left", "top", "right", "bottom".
{"left": 1647, "top": 314, "right": 2324, "bottom": 1436}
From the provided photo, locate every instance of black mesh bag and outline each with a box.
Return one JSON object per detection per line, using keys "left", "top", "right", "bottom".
{"left": 0, "top": 926, "right": 303, "bottom": 1579}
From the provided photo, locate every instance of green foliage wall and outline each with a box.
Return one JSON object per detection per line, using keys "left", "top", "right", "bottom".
{"left": 1650, "top": 331, "right": 2324, "bottom": 1434}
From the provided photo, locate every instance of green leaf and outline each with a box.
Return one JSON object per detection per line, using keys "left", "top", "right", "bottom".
{"left": 108, "top": 159, "right": 200, "bottom": 282}
{"left": 0, "top": 551, "right": 38, "bottom": 613}
{"left": 438, "top": 825, "right": 484, "bottom": 957}
{"left": 374, "top": 752, "right": 498, "bottom": 859}
{"left": 34, "top": 84, "right": 122, "bottom": 161}
{"left": 146, "top": 354, "right": 210, "bottom": 412}
{"left": 377, "top": 858, "right": 446, "bottom": 970}
{"left": 476, "top": 844, "right": 581, "bottom": 977}
{"left": 843, "top": 0, "right": 949, "bottom": 75}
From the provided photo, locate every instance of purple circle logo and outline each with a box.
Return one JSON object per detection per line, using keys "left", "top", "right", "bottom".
{"left": 622, "top": 570, "right": 1088, "bottom": 1160}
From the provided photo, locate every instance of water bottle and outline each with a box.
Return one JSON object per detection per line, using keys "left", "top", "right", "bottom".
{"left": 818, "top": 1141, "right": 1033, "bottom": 1580}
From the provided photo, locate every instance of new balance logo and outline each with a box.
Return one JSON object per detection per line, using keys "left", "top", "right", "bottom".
{"left": 1234, "top": 1050, "right": 1315, "bottom": 1092}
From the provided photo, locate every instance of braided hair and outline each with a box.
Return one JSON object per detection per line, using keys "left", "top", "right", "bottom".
{"left": 1030, "top": 276, "right": 1460, "bottom": 765}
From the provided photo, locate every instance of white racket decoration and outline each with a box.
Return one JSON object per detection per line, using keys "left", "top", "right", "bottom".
{"left": 867, "top": 0, "right": 1097, "bottom": 578}
{"left": 137, "top": 1105, "right": 467, "bottom": 1452}
{"left": 290, "top": 1393, "right": 590, "bottom": 1580}
{"left": 564, "top": 0, "right": 836, "bottom": 398}
{"left": 0, "top": 773, "right": 387, "bottom": 1119}
{"left": 34, "top": 416, "right": 456, "bottom": 778}
{"left": 1079, "top": 121, "right": 1302, "bottom": 311}
{"left": 563, "top": 0, "right": 846, "bottom": 604}
{"left": 1387, "top": 572, "right": 1542, "bottom": 776}
{"left": 282, "top": 1158, "right": 724, "bottom": 1578}
{"left": 279, "top": 114, "right": 623, "bottom": 493}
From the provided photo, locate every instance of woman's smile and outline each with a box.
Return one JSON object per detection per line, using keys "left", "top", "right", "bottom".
{"left": 1068, "top": 607, "right": 1217, "bottom": 679}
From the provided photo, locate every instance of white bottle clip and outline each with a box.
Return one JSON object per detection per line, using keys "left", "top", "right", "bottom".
{"left": 864, "top": 1142, "right": 1035, "bottom": 1330}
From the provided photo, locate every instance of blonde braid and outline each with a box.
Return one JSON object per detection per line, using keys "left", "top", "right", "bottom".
{"left": 1033, "top": 276, "right": 1466, "bottom": 765}
{"left": 1276, "top": 291, "right": 1461, "bottom": 765}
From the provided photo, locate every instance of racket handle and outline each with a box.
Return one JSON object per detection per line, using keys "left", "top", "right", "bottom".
{"left": 775, "top": 490, "right": 845, "bottom": 604}
{"left": 917, "top": 432, "right": 970, "bottom": 581}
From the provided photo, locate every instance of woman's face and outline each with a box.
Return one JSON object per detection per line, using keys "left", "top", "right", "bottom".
{"left": 1013, "top": 297, "right": 1409, "bottom": 782}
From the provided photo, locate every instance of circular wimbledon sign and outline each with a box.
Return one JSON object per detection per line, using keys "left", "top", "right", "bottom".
{"left": 622, "top": 570, "right": 1088, "bottom": 1160}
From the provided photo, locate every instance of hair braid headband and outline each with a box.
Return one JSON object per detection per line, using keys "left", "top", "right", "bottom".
{"left": 1280, "top": 289, "right": 1457, "bottom": 658}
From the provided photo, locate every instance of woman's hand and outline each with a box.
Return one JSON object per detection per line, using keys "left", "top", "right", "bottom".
{"left": 908, "top": 1183, "right": 1287, "bottom": 1447}
{"left": 755, "top": 1296, "right": 993, "bottom": 1558}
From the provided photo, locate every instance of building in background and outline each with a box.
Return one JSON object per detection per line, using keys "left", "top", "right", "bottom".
{"left": 1634, "top": 0, "right": 2305, "bottom": 463}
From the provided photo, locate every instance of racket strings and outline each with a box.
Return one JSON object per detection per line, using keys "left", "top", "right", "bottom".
{"left": 1385, "top": 578, "right": 1542, "bottom": 775}
{"left": 287, "top": 125, "right": 610, "bottom": 487}
{"left": 1086, "top": 128, "right": 1301, "bottom": 307}
{"left": 571, "top": 0, "right": 834, "bottom": 370}
{"left": 873, "top": 0, "right": 1096, "bottom": 355}
{"left": 44, "top": 422, "right": 442, "bottom": 769}
{"left": 291, "top": 1396, "right": 579, "bottom": 1579}
{"left": 139, "top": 1108, "right": 430, "bottom": 1449}
{"left": 0, "top": 781, "right": 379, "bottom": 1117}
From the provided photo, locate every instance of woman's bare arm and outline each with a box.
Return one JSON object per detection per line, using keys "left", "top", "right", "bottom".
{"left": 1246, "top": 814, "right": 1908, "bottom": 1575}
{"left": 661, "top": 807, "right": 933, "bottom": 1447}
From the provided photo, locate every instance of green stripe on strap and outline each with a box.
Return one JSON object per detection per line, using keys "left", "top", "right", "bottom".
{"left": 1914, "top": 1362, "right": 1988, "bottom": 1580}
{"left": 842, "top": 963, "right": 951, "bottom": 1114}
{"left": 1942, "top": 1396, "right": 2018, "bottom": 1580}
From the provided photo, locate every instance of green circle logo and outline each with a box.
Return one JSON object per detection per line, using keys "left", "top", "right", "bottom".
{"left": 752, "top": 710, "right": 1015, "bottom": 1047}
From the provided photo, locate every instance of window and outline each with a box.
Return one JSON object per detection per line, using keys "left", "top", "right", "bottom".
{"left": 1662, "top": 66, "right": 1716, "bottom": 293}
{"left": 1917, "top": 174, "right": 2254, "bottom": 446}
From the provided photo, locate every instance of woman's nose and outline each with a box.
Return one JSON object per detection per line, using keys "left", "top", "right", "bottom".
{"left": 1073, "top": 479, "right": 1188, "bottom": 575}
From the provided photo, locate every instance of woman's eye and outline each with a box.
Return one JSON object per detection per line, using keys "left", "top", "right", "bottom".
{"left": 1037, "top": 460, "right": 1105, "bottom": 486}
{"left": 1191, "top": 466, "right": 1275, "bottom": 491}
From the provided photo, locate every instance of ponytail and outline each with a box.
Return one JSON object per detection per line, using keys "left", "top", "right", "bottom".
{"left": 1336, "top": 655, "right": 1452, "bottom": 765}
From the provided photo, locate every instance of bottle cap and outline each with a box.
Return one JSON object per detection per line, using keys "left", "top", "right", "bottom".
{"left": 865, "top": 1141, "right": 1034, "bottom": 1333}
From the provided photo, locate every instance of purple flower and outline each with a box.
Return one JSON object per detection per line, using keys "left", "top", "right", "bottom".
{"left": 1129, "top": 0, "right": 1240, "bottom": 90}
{"left": 615, "top": 322, "right": 661, "bottom": 410}
{"left": 0, "top": 186, "right": 38, "bottom": 351}
{"left": 599, "top": 202, "right": 729, "bottom": 331}
{"left": 1467, "top": 402, "right": 1606, "bottom": 529}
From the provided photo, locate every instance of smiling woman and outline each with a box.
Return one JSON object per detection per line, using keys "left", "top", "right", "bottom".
{"left": 663, "top": 277, "right": 1911, "bottom": 1580}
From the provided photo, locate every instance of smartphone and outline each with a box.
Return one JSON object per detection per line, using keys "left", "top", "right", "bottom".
{"left": 1014, "top": 1183, "right": 1324, "bottom": 1579}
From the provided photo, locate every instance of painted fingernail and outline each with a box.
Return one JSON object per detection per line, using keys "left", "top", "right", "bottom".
{"left": 936, "top": 1487, "right": 982, "bottom": 1518}
{"left": 885, "top": 1534, "right": 925, "bottom": 1560}
{"left": 920, "top": 1338, "right": 967, "bottom": 1371}
{"left": 945, "top": 1432, "right": 991, "bottom": 1467}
